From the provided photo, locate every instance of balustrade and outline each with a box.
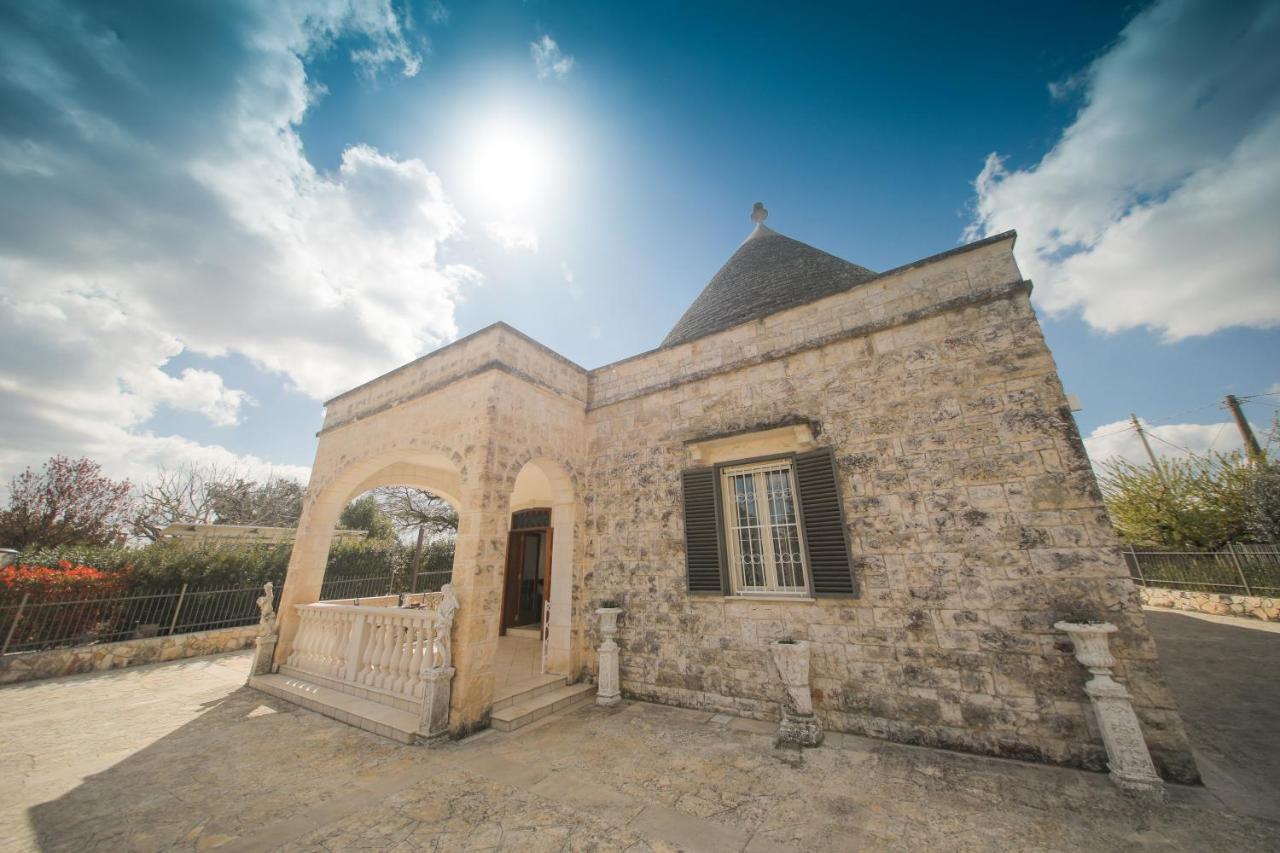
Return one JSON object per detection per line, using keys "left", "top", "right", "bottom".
{"left": 285, "top": 595, "right": 453, "bottom": 704}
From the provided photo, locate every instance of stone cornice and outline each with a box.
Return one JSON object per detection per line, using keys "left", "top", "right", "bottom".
{"left": 317, "top": 360, "right": 587, "bottom": 436}
{"left": 586, "top": 278, "right": 1034, "bottom": 412}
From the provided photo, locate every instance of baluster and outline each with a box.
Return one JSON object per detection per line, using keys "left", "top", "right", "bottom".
{"left": 344, "top": 610, "right": 368, "bottom": 684}
{"left": 375, "top": 615, "right": 396, "bottom": 690}
{"left": 386, "top": 615, "right": 406, "bottom": 694}
{"left": 321, "top": 611, "right": 337, "bottom": 675}
{"left": 367, "top": 616, "right": 391, "bottom": 687}
{"left": 334, "top": 611, "right": 353, "bottom": 679}
{"left": 290, "top": 609, "right": 310, "bottom": 670}
{"left": 400, "top": 615, "right": 423, "bottom": 697}
{"left": 407, "top": 619, "right": 425, "bottom": 699}
{"left": 285, "top": 613, "right": 301, "bottom": 667}
{"left": 329, "top": 611, "right": 348, "bottom": 677}
{"left": 361, "top": 618, "right": 383, "bottom": 686}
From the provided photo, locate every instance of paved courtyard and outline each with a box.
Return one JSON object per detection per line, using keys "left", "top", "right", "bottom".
{"left": 2, "top": 612, "right": 1278, "bottom": 852}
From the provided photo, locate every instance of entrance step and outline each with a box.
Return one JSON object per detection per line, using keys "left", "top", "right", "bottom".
{"left": 490, "top": 682, "right": 595, "bottom": 732}
{"left": 250, "top": 673, "right": 420, "bottom": 744}
{"left": 504, "top": 626, "right": 542, "bottom": 640}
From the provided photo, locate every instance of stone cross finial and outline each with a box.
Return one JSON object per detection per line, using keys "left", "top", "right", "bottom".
{"left": 751, "top": 201, "right": 768, "bottom": 224}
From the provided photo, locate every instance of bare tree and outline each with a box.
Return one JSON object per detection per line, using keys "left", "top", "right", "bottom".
{"left": 132, "top": 464, "right": 306, "bottom": 539}
{"left": 131, "top": 463, "right": 229, "bottom": 541}
{"left": 207, "top": 473, "right": 305, "bottom": 527}
{"left": 373, "top": 486, "right": 458, "bottom": 578}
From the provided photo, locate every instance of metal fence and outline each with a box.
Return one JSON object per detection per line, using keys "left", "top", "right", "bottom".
{"left": 1124, "top": 542, "right": 1280, "bottom": 597}
{"left": 1, "top": 583, "right": 284, "bottom": 655}
{"left": 317, "top": 568, "right": 451, "bottom": 602}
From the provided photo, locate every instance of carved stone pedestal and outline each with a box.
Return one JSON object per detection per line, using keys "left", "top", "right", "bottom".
{"left": 1055, "top": 621, "right": 1163, "bottom": 797}
{"left": 596, "top": 607, "right": 622, "bottom": 706}
{"left": 251, "top": 634, "right": 278, "bottom": 676}
{"left": 769, "top": 639, "right": 823, "bottom": 748}
{"left": 418, "top": 665, "right": 455, "bottom": 742}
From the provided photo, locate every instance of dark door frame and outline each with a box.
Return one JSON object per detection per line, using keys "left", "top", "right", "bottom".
{"left": 499, "top": 514, "right": 554, "bottom": 636}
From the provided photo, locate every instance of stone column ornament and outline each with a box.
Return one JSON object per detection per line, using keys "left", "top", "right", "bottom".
{"left": 1055, "top": 620, "right": 1163, "bottom": 796}
{"left": 769, "top": 639, "right": 823, "bottom": 747}
{"left": 419, "top": 584, "right": 460, "bottom": 741}
{"left": 250, "top": 581, "right": 279, "bottom": 676}
{"left": 595, "top": 605, "right": 623, "bottom": 706}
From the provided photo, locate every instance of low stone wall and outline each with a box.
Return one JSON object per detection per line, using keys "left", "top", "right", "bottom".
{"left": 0, "top": 624, "right": 261, "bottom": 685}
{"left": 1140, "top": 586, "right": 1279, "bottom": 622}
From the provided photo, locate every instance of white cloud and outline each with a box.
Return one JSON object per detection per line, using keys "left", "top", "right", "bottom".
{"left": 531, "top": 35, "right": 574, "bottom": 81}
{"left": 1083, "top": 418, "right": 1252, "bottom": 469}
{"left": 0, "top": 0, "right": 470, "bottom": 486}
{"left": 967, "top": 0, "right": 1280, "bottom": 340}
{"left": 485, "top": 220, "right": 540, "bottom": 253}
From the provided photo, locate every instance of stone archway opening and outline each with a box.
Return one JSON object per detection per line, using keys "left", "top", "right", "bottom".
{"left": 274, "top": 451, "right": 465, "bottom": 667}
{"left": 318, "top": 482, "right": 459, "bottom": 603}
{"left": 493, "top": 458, "right": 577, "bottom": 699}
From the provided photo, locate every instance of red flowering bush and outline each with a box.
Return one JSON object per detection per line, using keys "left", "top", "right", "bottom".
{"left": 0, "top": 560, "right": 132, "bottom": 605}
{"left": 0, "top": 562, "right": 137, "bottom": 650}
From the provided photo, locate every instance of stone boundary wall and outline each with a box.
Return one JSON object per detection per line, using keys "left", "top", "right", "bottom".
{"left": 1140, "top": 586, "right": 1279, "bottom": 622}
{"left": 0, "top": 624, "right": 260, "bottom": 686}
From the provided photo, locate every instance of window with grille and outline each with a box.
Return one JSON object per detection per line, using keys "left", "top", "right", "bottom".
{"left": 719, "top": 460, "right": 809, "bottom": 596}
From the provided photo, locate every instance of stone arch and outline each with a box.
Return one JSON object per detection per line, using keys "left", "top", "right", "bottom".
{"left": 274, "top": 443, "right": 467, "bottom": 666}
{"left": 502, "top": 455, "right": 579, "bottom": 675}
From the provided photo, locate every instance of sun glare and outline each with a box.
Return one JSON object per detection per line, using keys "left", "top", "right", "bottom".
{"left": 465, "top": 118, "right": 555, "bottom": 214}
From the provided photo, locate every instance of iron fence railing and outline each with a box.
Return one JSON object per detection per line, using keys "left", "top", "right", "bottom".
{"left": 318, "top": 574, "right": 395, "bottom": 601}
{"left": 1124, "top": 542, "right": 1280, "bottom": 597}
{"left": 0, "top": 583, "right": 285, "bottom": 655}
{"left": 3, "top": 564, "right": 457, "bottom": 655}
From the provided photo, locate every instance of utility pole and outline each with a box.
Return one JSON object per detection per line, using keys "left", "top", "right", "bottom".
{"left": 1224, "top": 395, "right": 1264, "bottom": 463}
{"left": 1131, "top": 413, "right": 1168, "bottom": 485}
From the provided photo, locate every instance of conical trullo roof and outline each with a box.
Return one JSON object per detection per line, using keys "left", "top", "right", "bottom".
{"left": 662, "top": 204, "right": 878, "bottom": 347}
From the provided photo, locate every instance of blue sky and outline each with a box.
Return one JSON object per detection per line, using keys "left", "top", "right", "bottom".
{"left": 1, "top": 0, "right": 1277, "bottom": 486}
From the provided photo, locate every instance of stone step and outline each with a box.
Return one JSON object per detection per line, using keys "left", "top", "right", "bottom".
{"left": 250, "top": 673, "right": 421, "bottom": 744}
{"left": 493, "top": 672, "right": 567, "bottom": 711}
{"left": 490, "top": 682, "right": 595, "bottom": 732}
{"left": 504, "top": 626, "right": 542, "bottom": 640}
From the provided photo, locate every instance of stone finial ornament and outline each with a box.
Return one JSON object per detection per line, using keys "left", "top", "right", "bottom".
{"left": 250, "top": 581, "right": 279, "bottom": 677}
{"left": 595, "top": 604, "right": 623, "bottom": 706}
{"left": 256, "top": 582, "right": 276, "bottom": 634}
{"left": 1055, "top": 620, "right": 1164, "bottom": 797}
{"left": 432, "top": 583, "right": 459, "bottom": 670}
{"left": 751, "top": 201, "right": 768, "bottom": 224}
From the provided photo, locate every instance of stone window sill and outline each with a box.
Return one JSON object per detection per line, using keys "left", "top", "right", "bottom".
{"left": 723, "top": 595, "right": 815, "bottom": 604}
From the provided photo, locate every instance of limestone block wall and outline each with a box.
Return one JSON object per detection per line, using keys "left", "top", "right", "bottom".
{"left": 1141, "top": 586, "right": 1279, "bottom": 622}
{"left": 324, "top": 323, "right": 588, "bottom": 431}
{"left": 0, "top": 625, "right": 260, "bottom": 685}
{"left": 581, "top": 240, "right": 1198, "bottom": 782}
{"left": 286, "top": 331, "right": 590, "bottom": 731}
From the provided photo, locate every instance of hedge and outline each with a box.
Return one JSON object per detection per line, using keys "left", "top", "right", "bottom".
{"left": 8, "top": 537, "right": 455, "bottom": 602}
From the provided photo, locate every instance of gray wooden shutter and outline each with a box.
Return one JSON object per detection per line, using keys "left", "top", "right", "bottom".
{"left": 795, "top": 448, "right": 858, "bottom": 597}
{"left": 680, "top": 467, "right": 725, "bottom": 594}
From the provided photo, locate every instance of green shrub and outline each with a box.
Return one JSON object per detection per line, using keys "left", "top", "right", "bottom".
{"left": 15, "top": 536, "right": 455, "bottom": 596}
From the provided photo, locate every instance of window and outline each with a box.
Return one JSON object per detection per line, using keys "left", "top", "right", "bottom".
{"left": 720, "top": 460, "right": 809, "bottom": 595}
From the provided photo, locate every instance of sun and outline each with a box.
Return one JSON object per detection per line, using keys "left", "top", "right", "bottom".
{"left": 465, "top": 117, "right": 554, "bottom": 215}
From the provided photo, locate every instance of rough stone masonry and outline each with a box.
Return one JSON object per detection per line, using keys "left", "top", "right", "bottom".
{"left": 278, "top": 216, "right": 1198, "bottom": 782}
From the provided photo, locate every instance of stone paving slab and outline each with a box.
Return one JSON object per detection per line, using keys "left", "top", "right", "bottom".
{"left": 1, "top": 648, "right": 1277, "bottom": 852}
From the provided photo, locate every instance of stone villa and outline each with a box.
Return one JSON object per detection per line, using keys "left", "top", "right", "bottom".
{"left": 253, "top": 204, "right": 1197, "bottom": 784}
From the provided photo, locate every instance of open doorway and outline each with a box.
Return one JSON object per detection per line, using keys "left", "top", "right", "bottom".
{"left": 501, "top": 508, "right": 552, "bottom": 633}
